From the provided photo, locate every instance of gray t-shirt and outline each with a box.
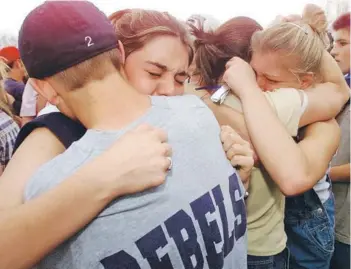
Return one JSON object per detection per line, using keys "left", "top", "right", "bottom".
{"left": 25, "top": 95, "right": 248, "bottom": 269}
{"left": 331, "top": 101, "right": 350, "bottom": 244}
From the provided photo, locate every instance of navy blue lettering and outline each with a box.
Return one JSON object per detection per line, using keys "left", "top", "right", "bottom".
{"left": 191, "top": 192, "right": 224, "bottom": 269}
{"left": 212, "top": 185, "right": 234, "bottom": 257}
{"left": 135, "top": 225, "right": 174, "bottom": 269}
{"left": 101, "top": 250, "right": 141, "bottom": 269}
{"left": 165, "top": 210, "right": 204, "bottom": 269}
{"left": 228, "top": 173, "right": 246, "bottom": 241}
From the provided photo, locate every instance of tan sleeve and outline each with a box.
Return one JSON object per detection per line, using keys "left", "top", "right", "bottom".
{"left": 223, "top": 89, "right": 303, "bottom": 136}
{"left": 185, "top": 84, "right": 303, "bottom": 136}
{"left": 264, "top": 88, "right": 303, "bottom": 136}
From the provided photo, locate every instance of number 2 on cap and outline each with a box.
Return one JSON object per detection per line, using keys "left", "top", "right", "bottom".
{"left": 85, "top": 36, "right": 94, "bottom": 47}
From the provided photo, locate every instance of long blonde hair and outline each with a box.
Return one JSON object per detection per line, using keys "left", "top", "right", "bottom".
{"left": 251, "top": 4, "right": 328, "bottom": 81}
{"left": 0, "top": 60, "right": 17, "bottom": 119}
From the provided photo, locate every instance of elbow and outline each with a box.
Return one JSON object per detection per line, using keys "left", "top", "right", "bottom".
{"left": 328, "top": 96, "right": 347, "bottom": 119}
{"left": 339, "top": 85, "right": 350, "bottom": 105}
{"left": 335, "top": 84, "right": 350, "bottom": 110}
{"left": 279, "top": 183, "right": 303, "bottom": 197}
{"left": 278, "top": 175, "right": 312, "bottom": 197}
{"left": 326, "top": 83, "right": 350, "bottom": 118}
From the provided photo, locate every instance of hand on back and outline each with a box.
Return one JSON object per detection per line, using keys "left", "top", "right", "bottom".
{"left": 220, "top": 125, "right": 254, "bottom": 189}
{"left": 88, "top": 124, "right": 172, "bottom": 199}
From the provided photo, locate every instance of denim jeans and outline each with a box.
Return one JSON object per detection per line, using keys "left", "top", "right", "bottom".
{"left": 285, "top": 183, "right": 335, "bottom": 269}
{"left": 330, "top": 240, "right": 350, "bottom": 269}
{"left": 247, "top": 248, "right": 290, "bottom": 269}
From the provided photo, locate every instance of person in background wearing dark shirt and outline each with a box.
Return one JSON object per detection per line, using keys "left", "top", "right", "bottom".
{"left": 330, "top": 12, "right": 350, "bottom": 269}
{"left": 0, "top": 46, "right": 27, "bottom": 115}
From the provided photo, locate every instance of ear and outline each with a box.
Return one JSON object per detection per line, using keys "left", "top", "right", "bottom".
{"left": 118, "top": 40, "right": 126, "bottom": 64}
{"left": 13, "top": 59, "right": 21, "bottom": 69}
{"left": 30, "top": 78, "right": 60, "bottom": 106}
{"left": 299, "top": 72, "right": 315, "bottom": 89}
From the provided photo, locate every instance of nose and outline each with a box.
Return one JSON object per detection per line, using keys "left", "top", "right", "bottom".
{"left": 156, "top": 81, "right": 177, "bottom": 96}
{"left": 156, "top": 79, "right": 180, "bottom": 96}
{"left": 330, "top": 46, "right": 338, "bottom": 58}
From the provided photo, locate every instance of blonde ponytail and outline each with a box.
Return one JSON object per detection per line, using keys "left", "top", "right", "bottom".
{"left": 251, "top": 3, "right": 328, "bottom": 80}
{"left": 302, "top": 3, "right": 329, "bottom": 48}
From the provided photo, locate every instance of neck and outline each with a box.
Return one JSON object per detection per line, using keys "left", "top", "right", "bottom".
{"left": 9, "top": 70, "right": 23, "bottom": 82}
{"left": 65, "top": 73, "right": 151, "bottom": 130}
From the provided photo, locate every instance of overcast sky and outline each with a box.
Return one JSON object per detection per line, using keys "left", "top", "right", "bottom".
{"left": 0, "top": 0, "right": 328, "bottom": 36}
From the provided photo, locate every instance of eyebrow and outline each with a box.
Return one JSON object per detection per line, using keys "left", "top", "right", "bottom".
{"left": 262, "top": 72, "right": 280, "bottom": 79}
{"left": 146, "top": 61, "right": 168, "bottom": 71}
{"left": 146, "top": 61, "right": 188, "bottom": 76}
{"left": 251, "top": 63, "right": 278, "bottom": 78}
{"left": 335, "top": 38, "right": 349, "bottom": 43}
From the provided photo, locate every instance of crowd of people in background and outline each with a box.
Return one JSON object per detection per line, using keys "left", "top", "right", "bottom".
{"left": 0, "top": 1, "right": 349, "bottom": 269}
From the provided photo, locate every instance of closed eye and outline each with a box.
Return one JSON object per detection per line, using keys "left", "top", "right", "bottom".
{"left": 148, "top": 72, "right": 161, "bottom": 77}
{"left": 267, "top": 78, "right": 277, "bottom": 83}
{"left": 264, "top": 76, "right": 280, "bottom": 83}
{"left": 175, "top": 76, "right": 189, "bottom": 85}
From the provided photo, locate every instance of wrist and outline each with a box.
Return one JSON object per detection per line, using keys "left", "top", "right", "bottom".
{"left": 238, "top": 171, "right": 251, "bottom": 191}
{"left": 75, "top": 159, "right": 124, "bottom": 204}
{"left": 238, "top": 85, "right": 262, "bottom": 102}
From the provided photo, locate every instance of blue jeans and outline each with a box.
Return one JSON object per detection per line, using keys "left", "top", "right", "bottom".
{"left": 248, "top": 248, "right": 290, "bottom": 269}
{"left": 330, "top": 240, "right": 350, "bottom": 269}
{"left": 285, "top": 185, "right": 335, "bottom": 269}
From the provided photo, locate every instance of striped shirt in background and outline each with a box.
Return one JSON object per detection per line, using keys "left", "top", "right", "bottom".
{"left": 0, "top": 111, "right": 19, "bottom": 167}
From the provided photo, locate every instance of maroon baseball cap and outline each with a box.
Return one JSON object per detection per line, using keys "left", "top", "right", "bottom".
{"left": 19, "top": 1, "right": 118, "bottom": 79}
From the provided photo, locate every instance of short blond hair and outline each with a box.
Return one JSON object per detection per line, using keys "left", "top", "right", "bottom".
{"left": 51, "top": 49, "right": 121, "bottom": 90}
{"left": 251, "top": 4, "right": 328, "bottom": 79}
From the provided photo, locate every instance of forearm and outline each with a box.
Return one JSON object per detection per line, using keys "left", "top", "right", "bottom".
{"left": 330, "top": 163, "right": 350, "bottom": 182}
{"left": 300, "top": 52, "right": 350, "bottom": 125}
{"left": 240, "top": 89, "right": 308, "bottom": 195}
{"left": 204, "top": 97, "right": 251, "bottom": 143}
{"left": 0, "top": 166, "right": 113, "bottom": 269}
{"left": 21, "top": 116, "right": 35, "bottom": 126}
{"left": 317, "top": 51, "right": 350, "bottom": 108}
{"left": 304, "top": 82, "right": 349, "bottom": 124}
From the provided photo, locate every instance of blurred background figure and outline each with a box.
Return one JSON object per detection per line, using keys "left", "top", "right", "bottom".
{"left": 329, "top": 12, "right": 350, "bottom": 269}
{"left": 186, "top": 13, "right": 220, "bottom": 32}
{"left": 330, "top": 12, "right": 350, "bottom": 86}
{"left": 0, "top": 46, "right": 27, "bottom": 116}
{"left": 0, "top": 60, "right": 19, "bottom": 175}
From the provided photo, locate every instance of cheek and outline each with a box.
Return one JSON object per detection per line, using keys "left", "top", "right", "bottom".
{"left": 262, "top": 83, "right": 277, "bottom": 92}
{"left": 341, "top": 46, "right": 350, "bottom": 59}
{"left": 259, "top": 79, "right": 297, "bottom": 92}
{"left": 256, "top": 77, "right": 276, "bottom": 91}
{"left": 128, "top": 75, "right": 156, "bottom": 95}
{"left": 174, "top": 84, "right": 185, "bottom": 96}
{"left": 124, "top": 64, "right": 156, "bottom": 95}
{"left": 256, "top": 76, "right": 266, "bottom": 89}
